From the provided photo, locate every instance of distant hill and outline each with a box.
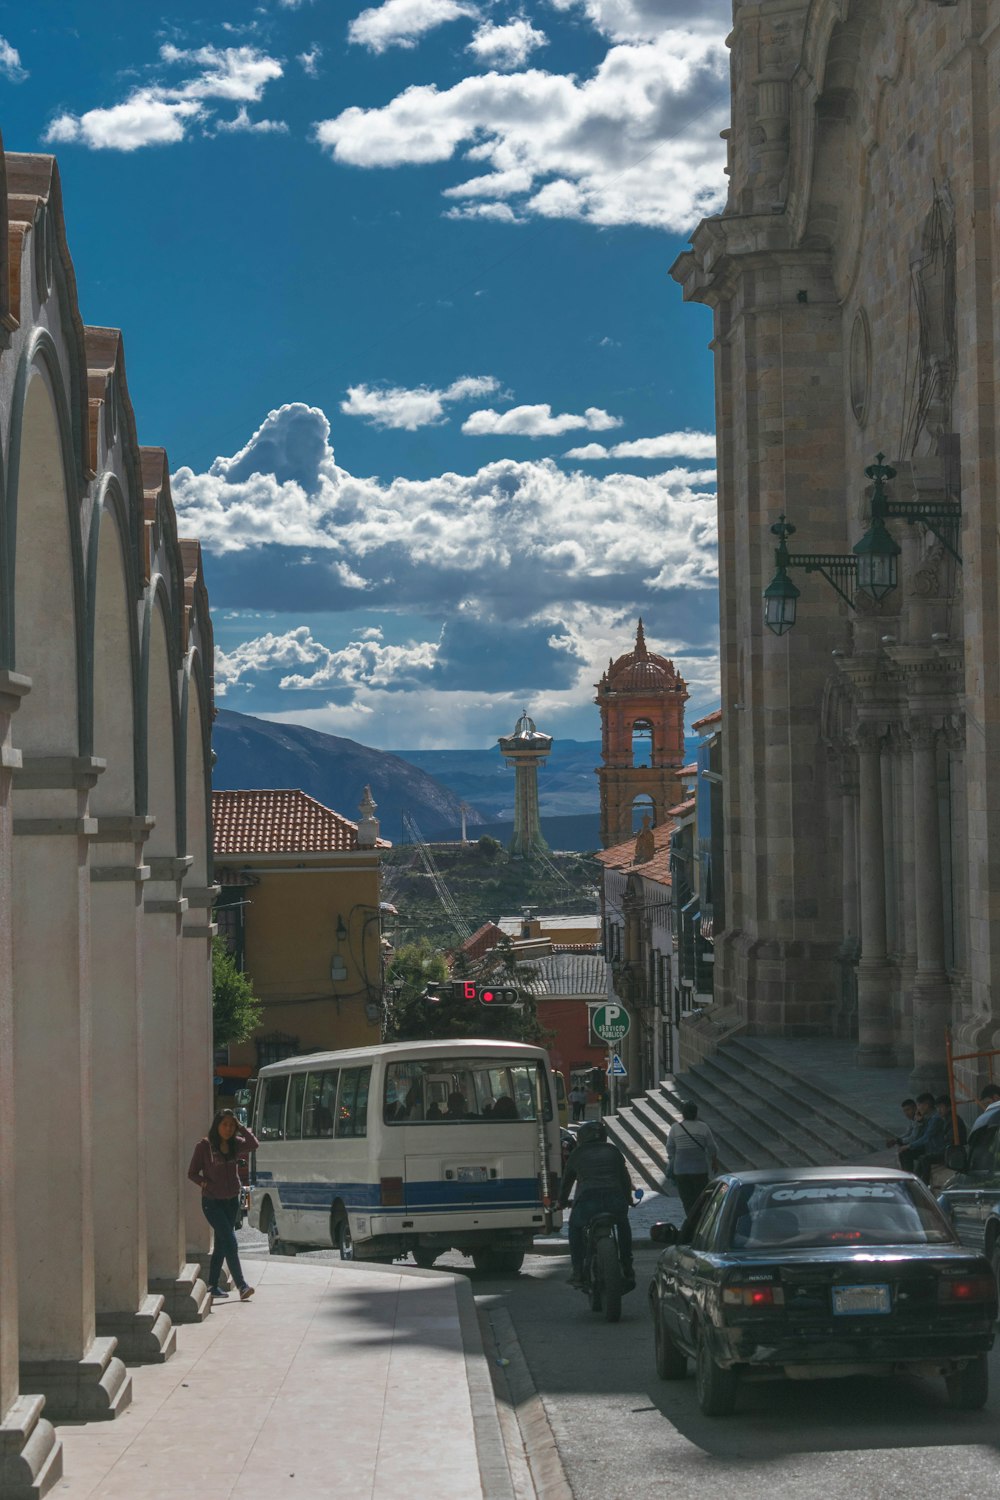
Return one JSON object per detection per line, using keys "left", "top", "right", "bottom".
{"left": 212, "top": 710, "right": 481, "bottom": 840}
{"left": 422, "top": 813, "right": 602, "bottom": 853}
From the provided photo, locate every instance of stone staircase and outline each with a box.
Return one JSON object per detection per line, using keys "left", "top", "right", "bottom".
{"left": 604, "top": 1035, "right": 893, "bottom": 1193}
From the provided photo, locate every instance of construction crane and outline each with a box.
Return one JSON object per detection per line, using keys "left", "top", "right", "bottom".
{"left": 401, "top": 812, "right": 474, "bottom": 943}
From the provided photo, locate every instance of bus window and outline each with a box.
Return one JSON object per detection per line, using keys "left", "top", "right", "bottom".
{"left": 285, "top": 1073, "right": 307, "bottom": 1140}
{"left": 336, "top": 1067, "right": 372, "bottom": 1139}
{"left": 304, "top": 1070, "right": 338, "bottom": 1137}
{"left": 258, "top": 1074, "right": 289, "bottom": 1141}
{"left": 383, "top": 1058, "right": 552, "bottom": 1124}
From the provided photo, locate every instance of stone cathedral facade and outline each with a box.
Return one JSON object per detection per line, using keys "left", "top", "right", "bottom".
{"left": 673, "top": 0, "right": 999, "bottom": 1091}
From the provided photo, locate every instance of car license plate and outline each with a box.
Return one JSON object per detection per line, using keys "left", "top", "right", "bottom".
{"left": 832, "top": 1284, "right": 891, "bottom": 1315}
{"left": 457, "top": 1166, "right": 488, "bottom": 1183}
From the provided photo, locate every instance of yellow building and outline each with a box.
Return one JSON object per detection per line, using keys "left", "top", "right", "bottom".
{"left": 212, "top": 788, "right": 390, "bottom": 1083}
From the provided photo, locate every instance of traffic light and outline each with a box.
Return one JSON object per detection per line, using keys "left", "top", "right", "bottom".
{"left": 453, "top": 980, "right": 520, "bottom": 1006}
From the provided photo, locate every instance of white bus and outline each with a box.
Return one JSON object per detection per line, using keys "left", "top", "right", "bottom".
{"left": 247, "top": 1038, "right": 563, "bottom": 1272}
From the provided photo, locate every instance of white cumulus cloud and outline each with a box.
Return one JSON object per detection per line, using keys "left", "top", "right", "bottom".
{"left": 348, "top": 0, "right": 478, "bottom": 53}
{"left": 564, "top": 430, "right": 717, "bottom": 461}
{"left": 314, "top": 28, "right": 729, "bottom": 229}
{"left": 340, "top": 375, "right": 500, "bottom": 430}
{"left": 0, "top": 37, "right": 27, "bottom": 82}
{"left": 298, "top": 47, "right": 322, "bottom": 75}
{"left": 549, "top": 0, "right": 731, "bottom": 41}
{"left": 215, "top": 624, "right": 439, "bottom": 695}
{"left": 213, "top": 105, "right": 288, "bottom": 134}
{"left": 462, "top": 404, "right": 621, "bottom": 437}
{"left": 43, "top": 44, "right": 283, "bottom": 151}
{"left": 467, "top": 19, "right": 546, "bottom": 69}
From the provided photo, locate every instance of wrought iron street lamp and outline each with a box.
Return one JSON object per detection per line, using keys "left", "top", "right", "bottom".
{"left": 763, "top": 452, "right": 960, "bottom": 636}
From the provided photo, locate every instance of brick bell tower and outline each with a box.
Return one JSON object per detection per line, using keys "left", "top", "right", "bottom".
{"left": 595, "top": 619, "right": 688, "bottom": 847}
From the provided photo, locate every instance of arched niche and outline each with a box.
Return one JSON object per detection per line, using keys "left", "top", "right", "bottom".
{"left": 181, "top": 656, "right": 210, "bottom": 884}
{"left": 142, "top": 585, "right": 179, "bottom": 856}
{"left": 88, "top": 483, "right": 137, "bottom": 815}
{"left": 10, "top": 362, "right": 81, "bottom": 755}
{"left": 631, "top": 719, "right": 654, "bottom": 769}
{"left": 631, "top": 794, "right": 656, "bottom": 835}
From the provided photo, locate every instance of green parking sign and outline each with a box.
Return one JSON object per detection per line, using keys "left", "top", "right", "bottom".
{"left": 591, "top": 1003, "right": 631, "bottom": 1044}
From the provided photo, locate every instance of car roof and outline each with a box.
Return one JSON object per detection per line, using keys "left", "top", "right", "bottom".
{"left": 716, "top": 1166, "right": 914, "bottom": 1184}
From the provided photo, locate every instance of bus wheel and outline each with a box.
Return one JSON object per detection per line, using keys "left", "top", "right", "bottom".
{"left": 412, "top": 1247, "right": 438, "bottom": 1269}
{"left": 262, "top": 1199, "right": 295, "bottom": 1257}
{"left": 335, "top": 1218, "right": 354, "bottom": 1261}
{"left": 472, "top": 1248, "right": 524, "bottom": 1275}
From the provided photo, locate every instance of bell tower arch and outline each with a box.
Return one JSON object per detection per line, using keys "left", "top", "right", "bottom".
{"left": 595, "top": 620, "right": 688, "bottom": 848}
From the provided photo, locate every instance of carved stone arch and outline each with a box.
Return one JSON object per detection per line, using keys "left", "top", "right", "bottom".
{"left": 6, "top": 332, "right": 86, "bottom": 754}
{"left": 85, "top": 473, "right": 141, "bottom": 808}
{"left": 801, "top": 4, "right": 874, "bottom": 260}
{"left": 908, "top": 183, "right": 957, "bottom": 454}
{"left": 137, "top": 575, "right": 182, "bottom": 846}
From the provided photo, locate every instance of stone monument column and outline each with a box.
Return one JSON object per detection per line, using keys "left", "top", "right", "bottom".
{"left": 909, "top": 717, "right": 950, "bottom": 1091}
{"left": 855, "top": 724, "right": 893, "bottom": 1064}
{"left": 144, "top": 855, "right": 210, "bottom": 1323}
{"left": 0, "top": 672, "right": 62, "bottom": 1493}
{"left": 90, "top": 816, "right": 175, "bottom": 1364}
{"left": 894, "top": 732, "right": 918, "bottom": 1068}
{"left": 12, "top": 758, "right": 131, "bottom": 1421}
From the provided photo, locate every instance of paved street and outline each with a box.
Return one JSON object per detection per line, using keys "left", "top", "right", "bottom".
{"left": 240, "top": 1228, "right": 1000, "bottom": 1500}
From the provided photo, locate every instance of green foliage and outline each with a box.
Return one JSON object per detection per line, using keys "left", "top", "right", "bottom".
{"left": 476, "top": 834, "right": 504, "bottom": 862}
{"left": 212, "top": 937, "right": 263, "bottom": 1047}
{"left": 385, "top": 936, "right": 548, "bottom": 1046}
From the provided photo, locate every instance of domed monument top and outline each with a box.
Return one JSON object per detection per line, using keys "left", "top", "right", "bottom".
{"left": 600, "top": 619, "right": 687, "bottom": 695}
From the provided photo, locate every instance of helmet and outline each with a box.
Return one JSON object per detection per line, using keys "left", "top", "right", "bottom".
{"left": 576, "top": 1120, "right": 607, "bottom": 1147}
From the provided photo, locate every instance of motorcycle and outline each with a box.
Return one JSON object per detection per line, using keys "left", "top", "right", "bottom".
{"left": 580, "top": 1189, "right": 643, "bottom": 1324}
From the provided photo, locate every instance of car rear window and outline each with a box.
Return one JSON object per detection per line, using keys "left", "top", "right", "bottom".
{"left": 727, "top": 1179, "right": 956, "bottom": 1249}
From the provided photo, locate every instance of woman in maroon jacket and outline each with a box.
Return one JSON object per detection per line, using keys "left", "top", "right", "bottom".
{"left": 188, "top": 1109, "right": 260, "bottom": 1301}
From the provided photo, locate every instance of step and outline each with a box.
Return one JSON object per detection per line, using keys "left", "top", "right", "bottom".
{"left": 700, "top": 1046, "right": 882, "bottom": 1159}
{"left": 729, "top": 1037, "right": 894, "bottom": 1144}
{"left": 603, "top": 1114, "right": 667, "bottom": 1193}
{"left": 693, "top": 1054, "right": 873, "bottom": 1165}
{"left": 722, "top": 1040, "right": 886, "bottom": 1151}
{"left": 665, "top": 1071, "right": 827, "bottom": 1170}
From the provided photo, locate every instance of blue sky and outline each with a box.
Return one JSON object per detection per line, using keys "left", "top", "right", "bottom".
{"left": 0, "top": 0, "right": 727, "bottom": 748}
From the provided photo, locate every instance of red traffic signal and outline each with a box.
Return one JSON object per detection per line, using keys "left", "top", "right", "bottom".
{"left": 454, "top": 981, "right": 520, "bottom": 1006}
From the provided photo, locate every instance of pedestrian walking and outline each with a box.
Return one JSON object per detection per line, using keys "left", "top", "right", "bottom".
{"left": 666, "top": 1101, "right": 719, "bottom": 1216}
{"left": 188, "top": 1108, "right": 259, "bottom": 1301}
{"left": 569, "top": 1083, "right": 587, "bottom": 1123}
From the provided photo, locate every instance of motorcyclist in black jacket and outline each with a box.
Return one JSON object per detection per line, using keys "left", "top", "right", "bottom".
{"left": 559, "top": 1119, "right": 637, "bottom": 1292}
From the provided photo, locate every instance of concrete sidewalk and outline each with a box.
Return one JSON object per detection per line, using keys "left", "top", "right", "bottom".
{"left": 52, "top": 1260, "right": 513, "bottom": 1500}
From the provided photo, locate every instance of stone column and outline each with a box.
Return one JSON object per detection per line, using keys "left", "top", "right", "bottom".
{"left": 836, "top": 752, "right": 860, "bottom": 1039}
{"left": 90, "top": 817, "right": 175, "bottom": 1364}
{"left": 855, "top": 724, "right": 893, "bottom": 1065}
{"left": 894, "top": 734, "right": 917, "bottom": 1068}
{"left": 12, "top": 757, "right": 130, "bottom": 1421}
{"left": 180, "top": 888, "right": 217, "bottom": 1273}
{"left": 0, "top": 673, "right": 62, "bottom": 1494}
{"left": 144, "top": 856, "right": 210, "bottom": 1323}
{"left": 909, "top": 718, "right": 950, "bottom": 1091}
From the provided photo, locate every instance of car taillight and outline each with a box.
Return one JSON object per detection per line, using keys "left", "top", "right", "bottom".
{"left": 938, "top": 1276, "right": 995, "bottom": 1303}
{"left": 722, "top": 1284, "right": 785, "bottom": 1308}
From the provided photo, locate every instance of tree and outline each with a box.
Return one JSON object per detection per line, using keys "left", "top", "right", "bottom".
{"left": 212, "top": 937, "right": 263, "bottom": 1047}
{"left": 386, "top": 936, "right": 549, "bottom": 1046}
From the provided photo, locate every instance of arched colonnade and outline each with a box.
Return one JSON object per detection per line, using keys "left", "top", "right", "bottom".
{"left": 0, "top": 146, "right": 215, "bottom": 1497}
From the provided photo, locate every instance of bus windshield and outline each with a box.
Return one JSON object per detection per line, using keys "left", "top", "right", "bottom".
{"left": 383, "top": 1057, "right": 551, "bottom": 1125}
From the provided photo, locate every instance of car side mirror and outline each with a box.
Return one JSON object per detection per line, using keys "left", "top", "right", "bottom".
{"left": 945, "top": 1145, "right": 969, "bottom": 1172}
{"left": 650, "top": 1222, "right": 679, "bottom": 1246}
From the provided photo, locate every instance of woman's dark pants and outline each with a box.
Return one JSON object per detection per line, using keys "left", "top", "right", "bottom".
{"left": 202, "top": 1195, "right": 246, "bottom": 1291}
{"left": 675, "top": 1173, "right": 709, "bottom": 1216}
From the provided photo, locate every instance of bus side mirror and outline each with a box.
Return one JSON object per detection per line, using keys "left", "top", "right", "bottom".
{"left": 945, "top": 1145, "right": 969, "bottom": 1173}
{"left": 650, "top": 1222, "right": 679, "bottom": 1246}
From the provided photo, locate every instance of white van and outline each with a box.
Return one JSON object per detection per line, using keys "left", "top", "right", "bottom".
{"left": 248, "top": 1038, "right": 563, "bottom": 1272}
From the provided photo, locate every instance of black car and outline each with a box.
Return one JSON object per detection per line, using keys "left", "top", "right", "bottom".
{"left": 937, "top": 1111, "right": 1000, "bottom": 1274}
{"left": 648, "top": 1166, "right": 996, "bottom": 1416}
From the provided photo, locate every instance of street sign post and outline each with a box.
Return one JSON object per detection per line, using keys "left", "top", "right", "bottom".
{"left": 608, "top": 1053, "right": 627, "bottom": 1077}
{"left": 591, "top": 1005, "right": 631, "bottom": 1113}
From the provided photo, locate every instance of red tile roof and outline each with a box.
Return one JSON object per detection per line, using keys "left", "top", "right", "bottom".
{"left": 593, "top": 819, "right": 673, "bottom": 883}
{"left": 460, "top": 921, "right": 506, "bottom": 962}
{"left": 667, "top": 796, "right": 696, "bottom": 817}
{"left": 212, "top": 789, "right": 390, "bottom": 856}
{"left": 680, "top": 761, "right": 698, "bottom": 776}
{"left": 691, "top": 707, "right": 722, "bottom": 733}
